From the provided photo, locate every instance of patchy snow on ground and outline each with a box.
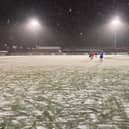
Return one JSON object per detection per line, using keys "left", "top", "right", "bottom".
{"left": 0, "top": 55, "right": 128, "bottom": 129}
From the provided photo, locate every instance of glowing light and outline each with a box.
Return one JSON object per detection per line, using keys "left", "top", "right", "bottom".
{"left": 111, "top": 17, "right": 121, "bottom": 26}
{"left": 27, "top": 18, "right": 41, "bottom": 31}
{"left": 29, "top": 19, "right": 40, "bottom": 27}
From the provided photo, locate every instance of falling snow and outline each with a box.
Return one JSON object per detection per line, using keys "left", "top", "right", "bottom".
{"left": 7, "top": 19, "right": 10, "bottom": 24}
{"left": 80, "top": 32, "right": 83, "bottom": 36}
{"left": 69, "top": 8, "right": 72, "bottom": 13}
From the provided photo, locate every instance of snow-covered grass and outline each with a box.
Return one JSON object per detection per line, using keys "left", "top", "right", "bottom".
{"left": 0, "top": 55, "right": 129, "bottom": 129}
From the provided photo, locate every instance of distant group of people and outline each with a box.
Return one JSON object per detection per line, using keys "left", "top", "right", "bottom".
{"left": 88, "top": 51, "right": 104, "bottom": 61}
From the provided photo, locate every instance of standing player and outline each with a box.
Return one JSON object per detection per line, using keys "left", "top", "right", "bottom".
{"left": 95, "top": 52, "right": 97, "bottom": 58}
{"left": 100, "top": 51, "right": 104, "bottom": 61}
{"left": 128, "top": 51, "right": 129, "bottom": 56}
{"left": 89, "top": 51, "right": 95, "bottom": 60}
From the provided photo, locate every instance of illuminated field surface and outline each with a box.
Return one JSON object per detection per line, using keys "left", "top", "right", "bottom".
{"left": 0, "top": 55, "right": 129, "bottom": 129}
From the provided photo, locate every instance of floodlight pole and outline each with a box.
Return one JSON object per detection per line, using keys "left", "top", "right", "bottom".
{"left": 111, "top": 17, "right": 121, "bottom": 49}
{"left": 114, "top": 31, "right": 117, "bottom": 49}
{"left": 27, "top": 18, "right": 41, "bottom": 48}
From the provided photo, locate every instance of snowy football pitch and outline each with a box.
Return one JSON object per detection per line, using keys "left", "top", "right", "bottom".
{"left": 0, "top": 55, "right": 129, "bottom": 129}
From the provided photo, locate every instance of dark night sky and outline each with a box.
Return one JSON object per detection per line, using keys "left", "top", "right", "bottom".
{"left": 0, "top": 0, "right": 129, "bottom": 48}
